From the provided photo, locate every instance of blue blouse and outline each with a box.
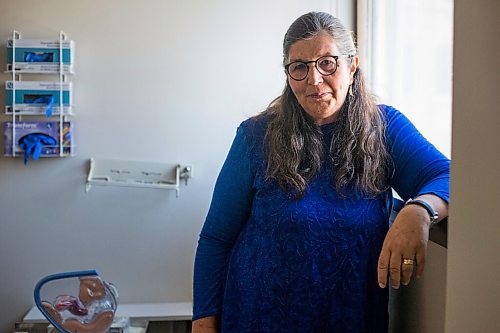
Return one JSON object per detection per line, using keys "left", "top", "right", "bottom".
{"left": 193, "top": 105, "right": 450, "bottom": 332}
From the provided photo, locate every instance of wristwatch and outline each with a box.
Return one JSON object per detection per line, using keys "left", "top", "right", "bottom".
{"left": 405, "top": 198, "right": 439, "bottom": 225}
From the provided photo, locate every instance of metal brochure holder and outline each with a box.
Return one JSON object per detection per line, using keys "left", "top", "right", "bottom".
{"left": 86, "top": 158, "right": 193, "bottom": 197}
{"left": 10, "top": 31, "right": 20, "bottom": 157}
{"left": 5, "top": 30, "right": 74, "bottom": 159}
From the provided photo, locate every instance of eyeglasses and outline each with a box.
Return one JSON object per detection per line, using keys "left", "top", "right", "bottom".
{"left": 284, "top": 55, "right": 339, "bottom": 81}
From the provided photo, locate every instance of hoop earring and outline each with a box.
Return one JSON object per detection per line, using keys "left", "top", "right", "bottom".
{"left": 348, "top": 84, "right": 354, "bottom": 97}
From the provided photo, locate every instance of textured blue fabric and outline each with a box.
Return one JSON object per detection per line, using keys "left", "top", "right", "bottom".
{"left": 193, "top": 105, "right": 450, "bottom": 332}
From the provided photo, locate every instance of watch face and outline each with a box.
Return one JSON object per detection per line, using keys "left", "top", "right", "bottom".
{"left": 405, "top": 199, "right": 438, "bottom": 223}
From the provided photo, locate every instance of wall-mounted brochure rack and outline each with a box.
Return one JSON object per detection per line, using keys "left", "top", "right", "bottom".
{"left": 86, "top": 158, "right": 193, "bottom": 197}
{"left": 4, "top": 30, "right": 75, "bottom": 159}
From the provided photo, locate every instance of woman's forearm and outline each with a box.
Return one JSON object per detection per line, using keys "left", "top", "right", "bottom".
{"left": 192, "top": 316, "right": 219, "bottom": 333}
{"left": 415, "top": 193, "right": 448, "bottom": 223}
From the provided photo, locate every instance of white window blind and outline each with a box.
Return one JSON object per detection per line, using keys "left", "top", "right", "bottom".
{"left": 359, "top": 0, "right": 453, "bottom": 157}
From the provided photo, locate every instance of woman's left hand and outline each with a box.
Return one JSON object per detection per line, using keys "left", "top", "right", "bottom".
{"left": 377, "top": 202, "right": 432, "bottom": 289}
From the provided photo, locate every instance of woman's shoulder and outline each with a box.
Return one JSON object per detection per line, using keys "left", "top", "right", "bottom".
{"left": 238, "top": 112, "right": 270, "bottom": 139}
{"left": 377, "top": 104, "right": 402, "bottom": 122}
{"left": 377, "top": 104, "right": 414, "bottom": 130}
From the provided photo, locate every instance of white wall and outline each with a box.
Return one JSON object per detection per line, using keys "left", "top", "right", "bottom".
{"left": 446, "top": 0, "right": 500, "bottom": 332}
{"left": 0, "top": 0, "right": 347, "bottom": 331}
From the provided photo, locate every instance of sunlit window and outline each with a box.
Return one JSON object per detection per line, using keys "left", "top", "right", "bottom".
{"left": 361, "top": 0, "right": 453, "bottom": 157}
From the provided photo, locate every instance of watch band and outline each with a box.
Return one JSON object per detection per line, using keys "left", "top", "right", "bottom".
{"left": 405, "top": 198, "right": 439, "bottom": 224}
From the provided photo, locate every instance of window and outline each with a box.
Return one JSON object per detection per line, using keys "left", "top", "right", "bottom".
{"left": 358, "top": 0, "right": 453, "bottom": 157}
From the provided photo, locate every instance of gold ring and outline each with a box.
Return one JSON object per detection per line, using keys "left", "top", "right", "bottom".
{"left": 403, "top": 259, "right": 415, "bottom": 265}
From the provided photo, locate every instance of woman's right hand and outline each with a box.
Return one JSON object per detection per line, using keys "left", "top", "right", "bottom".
{"left": 192, "top": 316, "right": 219, "bottom": 333}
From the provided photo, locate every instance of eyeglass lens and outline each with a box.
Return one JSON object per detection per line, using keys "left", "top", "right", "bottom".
{"left": 287, "top": 56, "right": 338, "bottom": 81}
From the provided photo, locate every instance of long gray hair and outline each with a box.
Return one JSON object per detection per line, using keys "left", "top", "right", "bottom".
{"left": 259, "top": 11, "right": 390, "bottom": 198}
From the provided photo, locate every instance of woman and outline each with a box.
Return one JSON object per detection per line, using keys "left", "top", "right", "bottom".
{"left": 193, "top": 11, "right": 449, "bottom": 333}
